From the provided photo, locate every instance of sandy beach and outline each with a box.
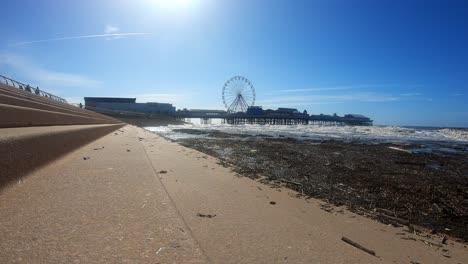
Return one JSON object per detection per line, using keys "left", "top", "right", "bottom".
{"left": 169, "top": 128, "right": 468, "bottom": 242}
{"left": 2, "top": 125, "right": 467, "bottom": 263}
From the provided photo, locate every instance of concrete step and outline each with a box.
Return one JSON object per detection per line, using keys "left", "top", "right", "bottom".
{"left": 0, "top": 123, "right": 124, "bottom": 189}
{"left": 0, "top": 93, "right": 111, "bottom": 122}
{"left": 0, "top": 104, "right": 118, "bottom": 128}
{"left": 0, "top": 83, "right": 117, "bottom": 122}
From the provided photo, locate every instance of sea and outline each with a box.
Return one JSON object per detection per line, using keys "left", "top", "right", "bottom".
{"left": 146, "top": 119, "right": 468, "bottom": 154}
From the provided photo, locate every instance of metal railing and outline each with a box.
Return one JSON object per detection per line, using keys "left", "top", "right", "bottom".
{"left": 0, "top": 74, "right": 67, "bottom": 103}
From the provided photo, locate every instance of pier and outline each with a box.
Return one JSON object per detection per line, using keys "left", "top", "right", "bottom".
{"left": 175, "top": 108, "right": 373, "bottom": 126}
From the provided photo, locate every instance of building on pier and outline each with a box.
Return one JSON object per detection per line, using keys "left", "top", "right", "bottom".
{"left": 175, "top": 106, "right": 372, "bottom": 126}
{"left": 84, "top": 97, "right": 176, "bottom": 115}
{"left": 224, "top": 106, "right": 310, "bottom": 125}
{"left": 226, "top": 107, "right": 372, "bottom": 125}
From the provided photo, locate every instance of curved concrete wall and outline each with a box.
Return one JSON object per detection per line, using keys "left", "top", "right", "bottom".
{"left": 0, "top": 124, "right": 124, "bottom": 189}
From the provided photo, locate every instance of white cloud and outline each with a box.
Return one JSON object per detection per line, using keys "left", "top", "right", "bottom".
{"left": 105, "top": 25, "right": 120, "bottom": 34}
{"left": 104, "top": 25, "right": 123, "bottom": 40}
{"left": 400, "top": 93, "right": 422, "bottom": 96}
{"left": 0, "top": 53, "right": 101, "bottom": 89}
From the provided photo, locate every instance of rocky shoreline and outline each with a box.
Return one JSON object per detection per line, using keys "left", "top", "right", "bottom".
{"left": 170, "top": 129, "right": 468, "bottom": 242}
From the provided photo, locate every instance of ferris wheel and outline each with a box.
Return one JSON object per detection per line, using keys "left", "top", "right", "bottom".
{"left": 222, "top": 76, "right": 255, "bottom": 113}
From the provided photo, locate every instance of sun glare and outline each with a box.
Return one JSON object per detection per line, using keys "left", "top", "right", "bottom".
{"left": 151, "top": 0, "right": 195, "bottom": 9}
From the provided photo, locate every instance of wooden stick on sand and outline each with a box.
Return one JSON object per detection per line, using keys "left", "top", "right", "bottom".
{"left": 341, "top": 237, "right": 376, "bottom": 256}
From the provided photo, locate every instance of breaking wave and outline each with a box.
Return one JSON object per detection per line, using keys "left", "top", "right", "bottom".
{"left": 146, "top": 123, "right": 468, "bottom": 143}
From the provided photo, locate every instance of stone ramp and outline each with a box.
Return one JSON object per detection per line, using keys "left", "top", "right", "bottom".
{"left": 0, "top": 125, "right": 207, "bottom": 263}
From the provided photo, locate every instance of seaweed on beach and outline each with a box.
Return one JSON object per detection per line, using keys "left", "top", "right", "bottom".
{"left": 177, "top": 131, "right": 468, "bottom": 242}
{"left": 172, "top": 129, "right": 210, "bottom": 135}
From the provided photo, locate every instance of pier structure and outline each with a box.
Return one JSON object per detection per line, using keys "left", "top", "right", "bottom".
{"left": 175, "top": 107, "right": 373, "bottom": 126}
{"left": 223, "top": 116, "right": 309, "bottom": 125}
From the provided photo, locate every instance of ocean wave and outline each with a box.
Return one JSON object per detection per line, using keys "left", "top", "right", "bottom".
{"left": 146, "top": 124, "right": 468, "bottom": 143}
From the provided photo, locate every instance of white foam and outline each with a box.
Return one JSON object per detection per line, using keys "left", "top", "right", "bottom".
{"left": 146, "top": 124, "right": 468, "bottom": 143}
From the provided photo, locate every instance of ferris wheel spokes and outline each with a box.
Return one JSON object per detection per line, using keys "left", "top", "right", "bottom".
{"left": 222, "top": 76, "right": 255, "bottom": 113}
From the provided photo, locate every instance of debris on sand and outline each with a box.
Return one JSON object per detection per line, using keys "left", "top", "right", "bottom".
{"left": 400, "top": 237, "right": 417, "bottom": 241}
{"left": 83, "top": 156, "right": 90, "bottom": 160}
{"left": 156, "top": 247, "right": 164, "bottom": 255}
{"left": 441, "top": 235, "right": 448, "bottom": 244}
{"left": 341, "top": 236, "right": 376, "bottom": 256}
{"left": 159, "top": 170, "right": 168, "bottom": 174}
{"left": 196, "top": 213, "right": 216, "bottom": 218}
{"left": 320, "top": 204, "right": 334, "bottom": 213}
{"left": 388, "top": 146, "right": 412, "bottom": 153}
{"left": 175, "top": 131, "right": 468, "bottom": 241}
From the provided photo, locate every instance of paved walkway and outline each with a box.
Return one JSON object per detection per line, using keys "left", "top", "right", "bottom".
{"left": 0, "top": 126, "right": 206, "bottom": 263}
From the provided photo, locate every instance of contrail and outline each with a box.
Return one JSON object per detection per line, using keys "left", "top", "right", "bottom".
{"left": 13, "top": 33, "right": 152, "bottom": 46}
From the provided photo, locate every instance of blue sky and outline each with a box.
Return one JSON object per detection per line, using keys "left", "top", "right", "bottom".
{"left": 0, "top": 0, "right": 467, "bottom": 127}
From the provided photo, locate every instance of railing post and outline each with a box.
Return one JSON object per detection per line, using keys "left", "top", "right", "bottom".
{"left": 0, "top": 74, "right": 67, "bottom": 103}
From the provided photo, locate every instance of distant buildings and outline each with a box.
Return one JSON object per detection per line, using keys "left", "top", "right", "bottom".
{"left": 244, "top": 106, "right": 372, "bottom": 125}
{"left": 84, "top": 97, "right": 176, "bottom": 115}
{"left": 83, "top": 97, "right": 372, "bottom": 125}
{"left": 247, "top": 106, "right": 308, "bottom": 118}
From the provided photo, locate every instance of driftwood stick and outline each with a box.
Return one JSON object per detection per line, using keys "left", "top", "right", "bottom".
{"left": 388, "top": 146, "right": 412, "bottom": 153}
{"left": 341, "top": 237, "right": 376, "bottom": 256}
{"left": 357, "top": 208, "right": 409, "bottom": 226}
{"left": 278, "top": 179, "right": 302, "bottom": 186}
{"left": 375, "top": 207, "right": 394, "bottom": 216}
{"left": 377, "top": 213, "right": 409, "bottom": 226}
